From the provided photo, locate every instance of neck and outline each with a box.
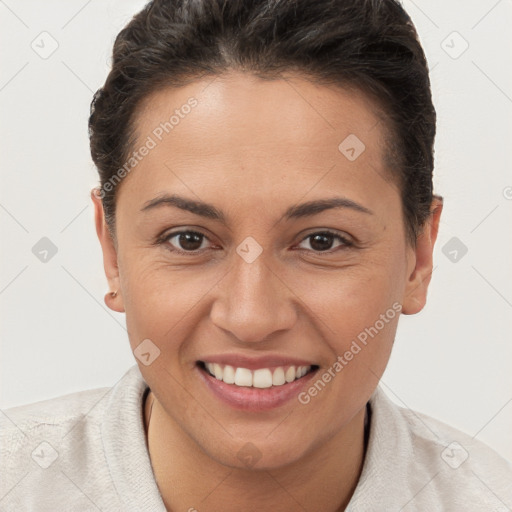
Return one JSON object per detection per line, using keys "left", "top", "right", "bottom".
{"left": 143, "top": 390, "right": 367, "bottom": 512}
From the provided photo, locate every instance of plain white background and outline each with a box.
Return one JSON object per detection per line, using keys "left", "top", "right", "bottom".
{"left": 1, "top": 0, "right": 511, "bottom": 463}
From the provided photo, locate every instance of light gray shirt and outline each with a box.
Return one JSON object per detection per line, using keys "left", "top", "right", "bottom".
{"left": 1, "top": 364, "right": 511, "bottom": 511}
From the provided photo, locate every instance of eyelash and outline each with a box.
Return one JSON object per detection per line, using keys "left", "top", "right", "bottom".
{"left": 156, "top": 229, "right": 353, "bottom": 255}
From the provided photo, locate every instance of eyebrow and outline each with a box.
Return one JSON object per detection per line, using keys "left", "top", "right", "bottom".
{"left": 140, "top": 193, "right": 373, "bottom": 222}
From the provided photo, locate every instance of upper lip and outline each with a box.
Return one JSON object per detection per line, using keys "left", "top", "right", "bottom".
{"left": 198, "top": 354, "right": 317, "bottom": 370}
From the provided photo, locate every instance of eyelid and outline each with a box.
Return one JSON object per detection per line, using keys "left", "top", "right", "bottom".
{"left": 298, "top": 228, "right": 353, "bottom": 243}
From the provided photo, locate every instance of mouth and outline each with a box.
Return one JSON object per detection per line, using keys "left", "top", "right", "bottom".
{"left": 198, "top": 361, "right": 317, "bottom": 387}
{"left": 196, "top": 360, "right": 319, "bottom": 411}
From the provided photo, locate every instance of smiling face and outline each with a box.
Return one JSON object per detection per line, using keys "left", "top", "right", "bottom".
{"left": 93, "top": 71, "right": 440, "bottom": 470}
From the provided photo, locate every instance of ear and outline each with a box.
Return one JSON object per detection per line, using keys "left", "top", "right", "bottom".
{"left": 91, "top": 188, "right": 125, "bottom": 312}
{"left": 402, "top": 196, "right": 443, "bottom": 315}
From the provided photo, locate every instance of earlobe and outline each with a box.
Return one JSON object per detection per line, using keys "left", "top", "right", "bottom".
{"left": 402, "top": 196, "right": 443, "bottom": 315}
{"left": 91, "top": 188, "right": 125, "bottom": 313}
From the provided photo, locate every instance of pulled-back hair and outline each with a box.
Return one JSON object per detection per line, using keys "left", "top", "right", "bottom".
{"left": 89, "top": 0, "right": 436, "bottom": 244}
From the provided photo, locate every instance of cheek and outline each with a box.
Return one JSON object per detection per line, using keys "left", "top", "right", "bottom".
{"left": 288, "top": 253, "right": 406, "bottom": 384}
{"left": 288, "top": 270, "right": 402, "bottom": 434}
{"left": 120, "top": 256, "right": 220, "bottom": 351}
{"left": 292, "top": 255, "right": 405, "bottom": 335}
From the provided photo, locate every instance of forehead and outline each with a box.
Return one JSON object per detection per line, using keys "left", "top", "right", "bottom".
{"left": 135, "top": 70, "right": 387, "bottom": 153}
{"left": 118, "top": 71, "right": 397, "bottom": 215}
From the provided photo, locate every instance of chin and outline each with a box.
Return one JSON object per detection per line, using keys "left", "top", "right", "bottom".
{"left": 198, "top": 424, "right": 323, "bottom": 472}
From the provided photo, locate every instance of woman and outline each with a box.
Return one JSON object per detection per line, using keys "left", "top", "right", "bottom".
{"left": 1, "top": 0, "right": 511, "bottom": 510}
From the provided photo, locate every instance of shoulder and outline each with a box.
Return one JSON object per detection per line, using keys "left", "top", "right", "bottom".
{"left": 361, "top": 387, "right": 512, "bottom": 511}
{"left": 1, "top": 363, "right": 145, "bottom": 440}
{"left": 1, "top": 382, "right": 115, "bottom": 467}
{"left": 398, "top": 397, "right": 512, "bottom": 477}
{"left": 1, "top": 386, "right": 111, "bottom": 435}
{"left": 0, "top": 365, "right": 146, "bottom": 511}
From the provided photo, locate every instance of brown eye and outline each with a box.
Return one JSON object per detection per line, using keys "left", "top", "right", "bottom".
{"left": 164, "top": 231, "right": 210, "bottom": 253}
{"left": 297, "top": 231, "right": 351, "bottom": 252}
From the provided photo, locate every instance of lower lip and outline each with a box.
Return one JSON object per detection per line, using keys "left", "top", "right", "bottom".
{"left": 197, "top": 364, "right": 319, "bottom": 411}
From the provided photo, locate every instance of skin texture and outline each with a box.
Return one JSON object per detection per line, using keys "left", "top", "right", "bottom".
{"left": 92, "top": 71, "right": 442, "bottom": 511}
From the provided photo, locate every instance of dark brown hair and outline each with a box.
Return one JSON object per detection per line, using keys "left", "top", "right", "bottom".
{"left": 89, "top": 0, "right": 436, "bottom": 244}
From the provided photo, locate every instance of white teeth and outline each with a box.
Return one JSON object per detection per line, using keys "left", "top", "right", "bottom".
{"left": 203, "top": 362, "right": 311, "bottom": 387}
{"left": 272, "top": 367, "right": 285, "bottom": 386}
{"left": 223, "top": 365, "right": 235, "bottom": 384}
{"left": 253, "top": 369, "right": 273, "bottom": 388}
{"left": 213, "top": 363, "right": 223, "bottom": 380}
{"left": 234, "top": 367, "right": 252, "bottom": 387}
{"left": 285, "top": 366, "right": 296, "bottom": 383}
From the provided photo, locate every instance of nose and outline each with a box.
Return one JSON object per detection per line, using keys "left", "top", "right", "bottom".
{"left": 209, "top": 252, "right": 298, "bottom": 344}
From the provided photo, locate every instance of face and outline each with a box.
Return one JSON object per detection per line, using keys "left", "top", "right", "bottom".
{"left": 93, "top": 71, "right": 441, "bottom": 470}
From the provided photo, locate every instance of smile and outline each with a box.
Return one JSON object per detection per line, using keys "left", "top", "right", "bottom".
{"left": 196, "top": 359, "right": 319, "bottom": 411}
{"left": 201, "top": 361, "right": 315, "bottom": 388}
